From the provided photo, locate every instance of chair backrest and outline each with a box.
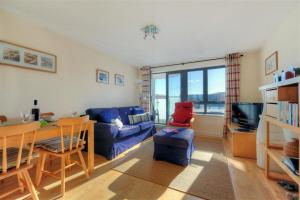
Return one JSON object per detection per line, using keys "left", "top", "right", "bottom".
{"left": 0, "top": 122, "right": 40, "bottom": 173}
{"left": 175, "top": 102, "right": 193, "bottom": 114}
{"left": 173, "top": 102, "right": 193, "bottom": 123}
{"left": 0, "top": 116, "right": 7, "bottom": 123}
{"left": 57, "top": 115, "right": 89, "bottom": 153}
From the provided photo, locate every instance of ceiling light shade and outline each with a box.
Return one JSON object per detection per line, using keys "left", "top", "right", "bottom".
{"left": 141, "top": 25, "right": 159, "bottom": 39}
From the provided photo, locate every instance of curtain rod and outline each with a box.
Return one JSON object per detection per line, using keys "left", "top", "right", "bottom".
{"left": 150, "top": 54, "right": 244, "bottom": 69}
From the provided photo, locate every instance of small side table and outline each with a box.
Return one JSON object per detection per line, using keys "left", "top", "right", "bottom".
{"left": 227, "top": 123, "right": 256, "bottom": 159}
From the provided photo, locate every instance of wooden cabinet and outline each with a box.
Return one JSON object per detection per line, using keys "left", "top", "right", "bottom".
{"left": 227, "top": 123, "right": 256, "bottom": 159}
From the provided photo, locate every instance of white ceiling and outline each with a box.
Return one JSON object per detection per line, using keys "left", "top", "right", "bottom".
{"left": 0, "top": 0, "right": 298, "bottom": 67}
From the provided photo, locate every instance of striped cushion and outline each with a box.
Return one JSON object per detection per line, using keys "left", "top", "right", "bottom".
{"left": 35, "top": 136, "right": 84, "bottom": 153}
{"left": 128, "top": 113, "right": 151, "bottom": 124}
{"left": 0, "top": 148, "right": 30, "bottom": 171}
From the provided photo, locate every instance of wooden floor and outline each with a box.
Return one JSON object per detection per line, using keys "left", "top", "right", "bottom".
{"left": 2, "top": 136, "right": 288, "bottom": 200}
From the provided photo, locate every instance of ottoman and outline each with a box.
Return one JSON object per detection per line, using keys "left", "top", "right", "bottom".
{"left": 153, "top": 128, "right": 195, "bottom": 166}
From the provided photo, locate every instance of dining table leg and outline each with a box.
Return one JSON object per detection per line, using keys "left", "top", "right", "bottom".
{"left": 87, "top": 122, "right": 94, "bottom": 174}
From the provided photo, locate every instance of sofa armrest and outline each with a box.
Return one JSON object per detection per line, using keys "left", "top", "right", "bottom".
{"left": 94, "top": 122, "right": 119, "bottom": 139}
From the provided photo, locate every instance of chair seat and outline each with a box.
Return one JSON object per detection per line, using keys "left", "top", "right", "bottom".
{"left": 35, "top": 136, "right": 84, "bottom": 153}
{"left": 0, "top": 148, "right": 29, "bottom": 171}
{"left": 168, "top": 122, "right": 191, "bottom": 127}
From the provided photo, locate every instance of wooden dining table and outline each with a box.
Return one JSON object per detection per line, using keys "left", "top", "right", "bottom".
{"left": 0, "top": 120, "right": 96, "bottom": 175}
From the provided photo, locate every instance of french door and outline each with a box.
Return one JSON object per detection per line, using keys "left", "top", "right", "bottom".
{"left": 167, "top": 72, "right": 182, "bottom": 120}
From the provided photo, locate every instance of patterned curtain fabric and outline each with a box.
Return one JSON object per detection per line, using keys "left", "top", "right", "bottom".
{"left": 140, "top": 66, "right": 151, "bottom": 112}
{"left": 223, "top": 53, "right": 240, "bottom": 136}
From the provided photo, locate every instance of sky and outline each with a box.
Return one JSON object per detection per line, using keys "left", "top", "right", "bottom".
{"left": 154, "top": 68, "right": 225, "bottom": 96}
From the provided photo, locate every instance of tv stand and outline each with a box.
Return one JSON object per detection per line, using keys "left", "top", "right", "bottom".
{"left": 227, "top": 123, "right": 256, "bottom": 159}
{"left": 238, "top": 124, "right": 256, "bottom": 130}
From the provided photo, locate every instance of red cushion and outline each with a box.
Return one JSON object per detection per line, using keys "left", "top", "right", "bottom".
{"left": 168, "top": 122, "right": 191, "bottom": 127}
{"left": 172, "top": 107, "right": 189, "bottom": 123}
{"left": 172, "top": 101, "right": 193, "bottom": 124}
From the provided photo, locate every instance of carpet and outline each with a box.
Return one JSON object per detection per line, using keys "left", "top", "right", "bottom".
{"left": 112, "top": 137, "right": 235, "bottom": 200}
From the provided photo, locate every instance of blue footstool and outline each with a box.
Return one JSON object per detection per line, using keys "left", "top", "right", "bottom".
{"left": 153, "top": 128, "right": 195, "bottom": 166}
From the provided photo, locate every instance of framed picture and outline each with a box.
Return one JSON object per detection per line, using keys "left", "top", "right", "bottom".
{"left": 115, "top": 74, "right": 124, "bottom": 86}
{"left": 96, "top": 69, "right": 109, "bottom": 84}
{"left": 265, "top": 51, "right": 278, "bottom": 75}
{"left": 0, "top": 40, "right": 57, "bottom": 73}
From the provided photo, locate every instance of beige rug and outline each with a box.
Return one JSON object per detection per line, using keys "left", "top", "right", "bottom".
{"left": 113, "top": 138, "right": 235, "bottom": 200}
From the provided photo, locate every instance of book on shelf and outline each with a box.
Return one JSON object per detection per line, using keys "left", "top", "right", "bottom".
{"left": 277, "top": 101, "right": 299, "bottom": 127}
{"left": 282, "top": 156, "right": 299, "bottom": 176}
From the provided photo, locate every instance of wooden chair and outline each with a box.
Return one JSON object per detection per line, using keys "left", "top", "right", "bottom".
{"left": 35, "top": 116, "right": 90, "bottom": 196}
{"left": 0, "top": 122, "right": 40, "bottom": 200}
{"left": 0, "top": 115, "right": 7, "bottom": 123}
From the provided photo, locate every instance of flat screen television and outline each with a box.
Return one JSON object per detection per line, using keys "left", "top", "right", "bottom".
{"left": 232, "top": 102, "right": 263, "bottom": 128}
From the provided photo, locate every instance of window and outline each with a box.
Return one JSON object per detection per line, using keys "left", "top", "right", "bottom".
{"left": 150, "top": 65, "right": 225, "bottom": 123}
{"left": 187, "top": 70, "right": 204, "bottom": 113}
{"left": 187, "top": 66, "right": 225, "bottom": 114}
{"left": 207, "top": 67, "right": 225, "bottom": 114}
{"left": 151, "top": 73, "right": 167, "bottom": 124}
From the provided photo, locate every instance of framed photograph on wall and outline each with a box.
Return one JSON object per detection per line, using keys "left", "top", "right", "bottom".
{"left": 115, "top": 74, "right": 124, "bottom": 86}
{"left": 0, "top": 40, "right": 57, "bottom": 73}
{"left": 96, "top": 69, "right": 109, "bottom": 84}
{"left": 265, "top": 51, "right": 278, "bottom": 75}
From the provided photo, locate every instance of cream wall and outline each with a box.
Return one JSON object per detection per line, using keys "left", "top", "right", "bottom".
{"left": 240, "top": 51, "right": 261, "bottom": 102}
{"left": 0, "top": 9, "right": 139, "bottom": 118}
{"left": 259, "top": 5, "right": 300, "bottom": 85}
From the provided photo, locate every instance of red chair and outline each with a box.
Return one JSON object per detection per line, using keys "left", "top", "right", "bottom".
{"left": 168, "top": 102, "right": 194, "bottom": 128}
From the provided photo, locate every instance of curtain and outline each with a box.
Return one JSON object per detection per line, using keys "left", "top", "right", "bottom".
{"left": 223, "top": 53, "right": 241, "bottom": 136}
{"left": 140, "top": 66, "right": 151, "bottom": 112}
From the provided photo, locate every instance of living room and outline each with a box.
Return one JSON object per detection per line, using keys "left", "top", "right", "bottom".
{"left": 0, "top": 1, "right": 299, "bottom": 200}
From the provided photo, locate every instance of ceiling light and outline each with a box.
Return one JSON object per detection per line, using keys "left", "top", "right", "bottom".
{"left": 141, "top": 25, "right": 159, "bottom": 39}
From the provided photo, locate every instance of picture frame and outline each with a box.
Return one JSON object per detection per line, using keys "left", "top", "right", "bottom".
{"left": 0, "top": 40, "right": 57, "bottom": 73}
{"left": 265, "top": 51, "right": 278, "bottom": 75}
{"left": 115, "top": 74, "right": 125, "bottom": 86}
{"left": 96, "top": 69, "right": 109, "bottom": 84}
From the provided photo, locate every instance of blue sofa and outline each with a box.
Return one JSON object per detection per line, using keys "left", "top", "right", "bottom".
{"left": 86, "top": 106, "right": 156, "bottom": 160}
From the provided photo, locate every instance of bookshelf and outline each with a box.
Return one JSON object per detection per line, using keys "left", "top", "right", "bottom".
{"left": 260, "top": 78, "right": 300, "bottom": 198}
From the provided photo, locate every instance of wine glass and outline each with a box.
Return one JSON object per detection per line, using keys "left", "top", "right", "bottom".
{"left": 20, "top": 112, "right": 32, "bottom": 123}
{"left": 70, "top": 108, "right": 78, "bottom": 118}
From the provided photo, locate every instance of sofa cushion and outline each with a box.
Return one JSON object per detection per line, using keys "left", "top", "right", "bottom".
{"left": 128, "top": 113, "right": 151, "bottom": 124}
{"left": 117, "top": 125, "right": 140, "bottom": 138}
{"left": 98, "top": 108, "right": 120, "bottom": 123}
{"left": 138, "top": 120, "right": 154, "bottom": 131}
{"left": 112, "top": 118, "right": 124, "bottom": 128}
{"left": 118, "top": 107, "right": 133, "bottom": 125}
{"left": 86, "top": 108, "right": 108, "bottom": 121}
{"left": 132, "top": 107, "right": 144, "bottom": 114}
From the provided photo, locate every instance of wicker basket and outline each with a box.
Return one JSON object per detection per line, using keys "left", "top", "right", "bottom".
{"left": 284, "top": 138, "right": 299, "bottom": 158}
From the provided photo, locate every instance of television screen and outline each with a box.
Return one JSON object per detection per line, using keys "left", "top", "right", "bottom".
{"left": 232, "top": 102, "right": 263, "bottom": 128}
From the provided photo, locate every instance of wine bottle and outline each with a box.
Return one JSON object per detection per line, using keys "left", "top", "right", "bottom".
{"left": 31, "top": 99, "right": 40, "bottom": 121}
